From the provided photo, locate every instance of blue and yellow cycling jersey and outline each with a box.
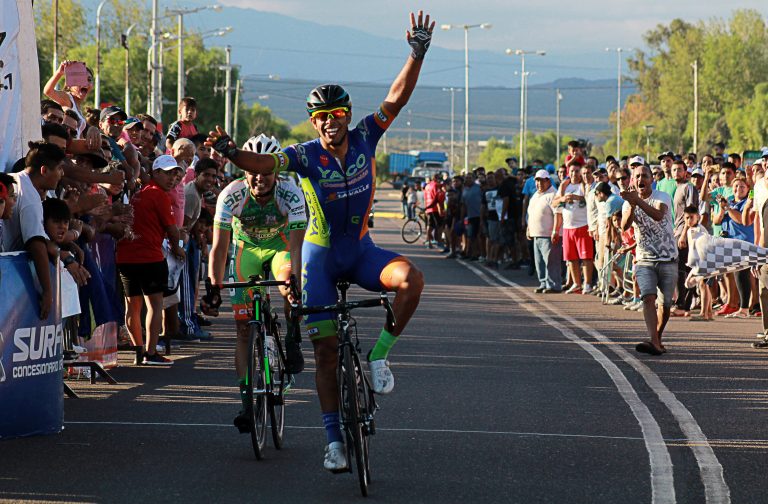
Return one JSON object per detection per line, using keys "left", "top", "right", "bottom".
{"left": 279, "top": 104, "right": 395, "bottom": 247}
{"left": 275, "top": 104, "right": 405, "bottom": 337}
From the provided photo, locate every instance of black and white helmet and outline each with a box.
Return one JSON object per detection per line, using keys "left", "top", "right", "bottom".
{"left": 242, "top": 134, "right": 281, "bottom": 154}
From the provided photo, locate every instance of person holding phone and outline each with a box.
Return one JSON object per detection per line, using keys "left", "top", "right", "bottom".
{"left": 43, "top": 60, "right": 93, "bottom": 137}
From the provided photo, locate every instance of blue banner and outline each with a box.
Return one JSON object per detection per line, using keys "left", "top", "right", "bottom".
{"left": 0, "top": 252, "right": 63, "bottom": 439}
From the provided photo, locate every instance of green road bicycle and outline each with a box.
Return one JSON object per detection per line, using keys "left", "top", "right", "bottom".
{"left": 220, "top": 270, "right": 293, "bottom": 460}
{"left": 292, "top": 281, "right": 395, "bottom": 497}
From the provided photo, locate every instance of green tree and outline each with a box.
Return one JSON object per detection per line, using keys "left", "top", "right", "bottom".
{"left": 35, "top": 0, "right": 88, "bottom": 89}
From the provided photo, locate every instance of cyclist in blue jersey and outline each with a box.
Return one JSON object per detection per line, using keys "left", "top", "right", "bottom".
{"left": 206, "top": 11, "right": 433, "bottom": 471}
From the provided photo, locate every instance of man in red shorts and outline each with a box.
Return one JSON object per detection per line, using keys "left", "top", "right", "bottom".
{"left": 553, "top": 156, "right": 594, "bottom": 293}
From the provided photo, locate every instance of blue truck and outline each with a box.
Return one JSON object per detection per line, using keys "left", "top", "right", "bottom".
{"left": 389, "top": 151, "right": 448, "bottom": 174}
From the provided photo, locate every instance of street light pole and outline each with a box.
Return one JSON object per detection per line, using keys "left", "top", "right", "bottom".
{"left": 442, "top": 87, "right": 462, "bottom": 171}
{"left": 94, "top": 0, "right": 110, "bottom": 109}
{"left": 507, "top": 49, "right": 545, "bottom": 169}
{"left": 122, "top": 23, "right": 138, "bottom": 116}
{"left": 692, "top": 59, "right": 699, "bottom": 155}
{"left": 606, "top": 47, "right": 624, "bottom": 159}
{"left": 556, "top": 88, "right": 563, "bottom": 164}
{"left": 644, "top": 124, "right": 655, "bottom": 161}
{"left": 165, "top": 5, "right": 223, "bottom": 111}
{"left": 442, "top": 23, "right": 492, "bottom": 174}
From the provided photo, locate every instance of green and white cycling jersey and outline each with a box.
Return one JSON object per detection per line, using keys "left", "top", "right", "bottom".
{"left": 214, "top": 177, "right": 307, "bottom": 247}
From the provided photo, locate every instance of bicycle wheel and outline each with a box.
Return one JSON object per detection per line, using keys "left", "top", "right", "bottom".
{"left": 340, "top": 342, "right": 370, "bottom": 496}
{"left": 269, "top": 332, "right": 286, "bottom": 450}
{"left": 401, "top": 218, "right": 423, "bottom": 244}
{"left": 247, "top": 323, "right": 268, "bottom": 460}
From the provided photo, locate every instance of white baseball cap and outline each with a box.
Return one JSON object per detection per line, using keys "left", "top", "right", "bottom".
{"left": 691, "top": 167, "right": 705, "bottom": 177}
{"left": 761, "top": 147, "right": 768, "bottom": 158}
{"left": 152, "top": 154, "right": 181, "bottom": 171}
{"left": 534, "top": 169, "right": 550, "bottom": 180}
{"left": 629, "top": 155, "right": 646, "bottom": 166}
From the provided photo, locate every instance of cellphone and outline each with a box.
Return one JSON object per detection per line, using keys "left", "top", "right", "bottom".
{"left": 65, "top": 61, "right": 90, "bottom": 88}
{"left": 749, "top": 189, "right": 755, "bottom": 199}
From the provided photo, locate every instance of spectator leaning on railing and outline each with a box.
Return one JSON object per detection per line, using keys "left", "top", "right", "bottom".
{"left": 3, "top": 142, "right": 67, "bottom": 319}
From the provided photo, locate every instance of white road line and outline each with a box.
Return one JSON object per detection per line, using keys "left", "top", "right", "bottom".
{"left": 62, "top": 420, "right": 661, "bottom": 441}
{"left": 458, "top": 261, "right": 676, "bottom": 504}
{"left": 471, "top": 262, "right": 731, "bottom": 503}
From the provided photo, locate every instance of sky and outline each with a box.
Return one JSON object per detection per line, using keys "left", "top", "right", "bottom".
{"left": 219, "top": 0, "right": 767, "bottom": 56}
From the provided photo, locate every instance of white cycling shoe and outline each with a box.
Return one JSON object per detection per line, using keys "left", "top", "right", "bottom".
{"left": 368, "top": 358, "right": 395, "bottom": 395}
{"left": 324, "top": 441, "right": 348, "bottom": 473}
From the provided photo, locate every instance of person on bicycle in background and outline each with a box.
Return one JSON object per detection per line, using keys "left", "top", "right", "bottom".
{"left": 203, "top": 134, "right": 307, "bottom": 434}
{"left": 206, "top": 11, "right": 432, "bottom": 472}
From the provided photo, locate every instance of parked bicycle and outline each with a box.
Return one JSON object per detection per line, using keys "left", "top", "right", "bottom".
{"left": 401, "top": 206, "right": 427, "bottom": 244}
{"left": 291, "top": 281, "right": 395, "bottom": 497}
{"left": 218, "top": 267, "right": 294, "bottom": 460}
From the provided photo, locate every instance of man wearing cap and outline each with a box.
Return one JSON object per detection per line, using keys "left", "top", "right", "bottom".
{"left": 527, "top": 170, "right": 562, "bottom": 293}
{"left": 656, "top": 151, "right": 677, "bottom": 200}
{"left": 99, "top": 105, "right": 136, "bottom": 188}
{"left": 116, "top": 155, "right": 186, "bottom": 366}
{"left": 671, "top": 159, "right": 699, "bottom": 315}
{"left": 690, "top": 166, "right": 711, "bottom": 231}
{"left": 621, "top": 157, "right": 677, "bottom": 355}
{"left": 553, "top": 156, "right": 594, "bottom": 294}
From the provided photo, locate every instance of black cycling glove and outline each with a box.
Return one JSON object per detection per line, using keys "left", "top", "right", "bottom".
{"left": 211, "top": 135, "right": 238, "bottom": 160}
{"left": 408, "top": 25, "right": 432, "bottom": 60}
{"left": 201, "top": 278, "right": 222, "bottom": 316}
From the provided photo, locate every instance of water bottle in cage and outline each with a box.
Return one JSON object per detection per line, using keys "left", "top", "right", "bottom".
{"left": 266, "top": 335, "right": 277, "bottom": 368}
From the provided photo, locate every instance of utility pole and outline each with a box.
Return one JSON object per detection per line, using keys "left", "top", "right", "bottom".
{"left": 177, "top": 13, "right": 184, "bottom": 108}
{"left": 556, "top": 88, "right": 563, "bottom": 164}
{"left": 407, "top": 109, "right": 412, "bottom": 151}
{"left": 95, "top": 0, "right": 110, "bottom": 109}
{"left": 518, "top": 56, "right": 525, "bottom": 168}
{"left": 121, "top": 24, "right": 137, "bottom": 115}
{"left": 52, "top": 0, "right": 59, "bottom": 74}
{"left": 692, "top": 59, "right": 699, "bottom": 155}
{"left": 233, "top": 79, "right": 241, "bottom": 145}
{"left": 150, "top": 0, "right": 159, "bottom": 120}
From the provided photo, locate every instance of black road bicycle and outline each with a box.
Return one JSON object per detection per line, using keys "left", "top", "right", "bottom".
{"left": 401, "top": 206, "right": 426, "bottom": 244}
{"left": 220, "top": 268, "right": 294, "bottom": 460}
{"left": 291, "top": 281, "right": 395, "bottom": 497}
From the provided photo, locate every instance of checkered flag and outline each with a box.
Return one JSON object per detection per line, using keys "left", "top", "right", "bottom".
{"left": 685, "top": 232, "right": 768, "bottom": 288}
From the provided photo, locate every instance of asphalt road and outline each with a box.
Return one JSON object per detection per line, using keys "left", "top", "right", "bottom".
{"left": 2, "top": 187, "right": 768, "bottom": 503}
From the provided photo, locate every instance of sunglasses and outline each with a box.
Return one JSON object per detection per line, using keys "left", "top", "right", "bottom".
{"left": 619, "top": 175, "right": 629, "bottom": 181}
{"left": 311, "top": 106, "right": 349, "bottom": 121}
{"left": 107, "top": 117, "right": 125, "bottom": 126}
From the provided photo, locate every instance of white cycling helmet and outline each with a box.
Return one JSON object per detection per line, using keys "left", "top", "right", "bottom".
{"left": 242, "top": 134, "right": 282, "bottom": 154}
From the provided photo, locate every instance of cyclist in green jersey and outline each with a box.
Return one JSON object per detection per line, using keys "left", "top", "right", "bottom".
{"left": 205, "top": 134, "right": 307, "bottom": 433}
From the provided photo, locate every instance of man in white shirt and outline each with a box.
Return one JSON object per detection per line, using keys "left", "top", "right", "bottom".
{"left": 621, "top": 157, "right": 678, "bottom": 356}
{"left": 553, "top": 157, "right": 594, "bottom": 294}
{"left": 2, "top": 142, "right": 66, "bottom": 319}
{"left": 527, "top": 170, "right": 562, "bottom": 293}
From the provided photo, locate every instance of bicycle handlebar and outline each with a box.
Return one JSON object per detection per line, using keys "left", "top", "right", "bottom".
{"left": 290, "top": 292, "right": 396, "bottom": 330}
{"left": 220, "top": 275, "right": 293, "bottom": 290}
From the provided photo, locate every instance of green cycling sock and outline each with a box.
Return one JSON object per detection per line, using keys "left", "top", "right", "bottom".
{"left": 238, "top": 377, "right": 249, "bottom": 410}
{"left": 369, "top": 328, "right": 398, "bottom": 361}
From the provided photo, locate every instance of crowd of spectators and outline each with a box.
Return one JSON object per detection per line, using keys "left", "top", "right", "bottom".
{"left": 5, "top": 57, "right": 768, "bottom": 366}
{"left": 414, "top": 139, "right": 768, "bottom": 355}
{"left": 1, "top": 60, "right": 234, "bottom": 367}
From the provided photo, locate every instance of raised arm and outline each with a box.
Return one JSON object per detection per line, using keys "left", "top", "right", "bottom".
{"left": 205, "top": 126, "right": 281, "bottom": 176}
{"left": 382, "top": 11, "right": 435, "bottom": 116}
{"left": 43, "top": 61, "right": 75, "bottom": 108}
